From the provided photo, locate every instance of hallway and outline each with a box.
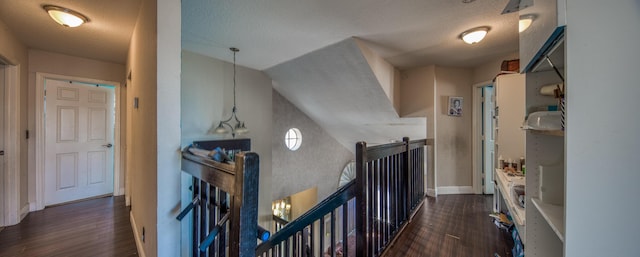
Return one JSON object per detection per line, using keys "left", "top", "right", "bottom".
{"left": 0, "top": 196, "right": 137, "bottom": 257}
{"left": 383, "top": 194, "right": 513, "bottom": 257}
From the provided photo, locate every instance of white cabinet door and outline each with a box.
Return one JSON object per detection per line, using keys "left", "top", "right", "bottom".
{"left": 495, "top": 74, "right": 526, "bottom": 162}
{"left": 44, "top": 79, "right": 115, "bottom": 206}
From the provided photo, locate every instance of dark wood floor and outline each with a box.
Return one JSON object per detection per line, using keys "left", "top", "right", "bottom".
{"left": 0, "top": 196, "right": 138, "bottom": 257}
{"left": 383, "top": 194, "right": 513, "bottom": 257}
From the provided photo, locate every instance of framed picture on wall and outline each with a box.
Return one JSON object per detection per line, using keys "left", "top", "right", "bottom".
{"left": 448, "top": 96, "right": 463, "bottom": 117}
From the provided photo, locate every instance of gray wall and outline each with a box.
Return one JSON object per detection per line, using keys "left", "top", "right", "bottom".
{"left": 272, "top": 90, "right": 353, "bottom": 201}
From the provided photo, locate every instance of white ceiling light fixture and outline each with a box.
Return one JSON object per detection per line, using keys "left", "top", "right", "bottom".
{"left": 43, "top": 5, "right": 89, "bottom": 28}
{"left": 519, "top": 14, "right": 536, "bottom": 33}
{"left": 460, "top": 26, "right": 490, "bottom": 44}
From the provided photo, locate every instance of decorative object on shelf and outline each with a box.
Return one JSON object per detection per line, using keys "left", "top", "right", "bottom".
{"left": 448, "top": 96, "right": 463, "bottom": 117}
{"left": 460, "top": 26, "right": 490, "bottom": 44}
{"left": 522, "top": 111, "right": 562, "bottom": 131}
{"left": 43, "top": 5, "right": 89, "bottom": 28}
{"left": 212, "top": 47, "right": 249, "bottom": 138}
{"left": 501, "top": 59, "right": 520, "bottom": 72}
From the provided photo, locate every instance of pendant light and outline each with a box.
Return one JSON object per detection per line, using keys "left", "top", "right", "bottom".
{"left": 213, "top": 47, "right": 248, "bottom": 138}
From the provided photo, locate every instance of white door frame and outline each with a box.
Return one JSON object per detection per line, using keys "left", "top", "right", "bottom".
{"left": 1, "top": 62, "right": 21, "bottom": 226}
{"left": 472, "top": 80, "right": 492, "bottom": 194}
{"left": 35, "top": 72, "right": 122, "bottom": 211}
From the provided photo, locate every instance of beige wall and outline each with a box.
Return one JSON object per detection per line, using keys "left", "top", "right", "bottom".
{"left": 180, "top": 50, "right": 274, "bottom": 237}
{"left": 126, "top": 0, "right": 158, "bottom": 255}
{"left": 27, "top": 50, "right": 126, "bottom": 207}
{"left": 434, "top": 66, "right": 473, "bottom": 188}
{"left": 290, "top": 187, "right": 318, "bottom": 220}
{"left": 400, "top": 65, "right": 436, "bottom": 191}
{"left": 355, "top": 39, "right": 400, "bottom": 114}
{"left": 472, "top": 52, "right": 519, "bottom": 84}
{"left": 400, "top": 66, "right": 435, "bottom": 119}
{"left": 0, "top": 17, "right": 30, "bottom": 216}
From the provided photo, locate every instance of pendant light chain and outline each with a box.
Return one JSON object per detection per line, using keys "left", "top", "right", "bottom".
{"left": 212, "top": 47, "right": 248, "bottom": 138}
{"left": 232, "top": 47, "right": 237, "bottom": 110}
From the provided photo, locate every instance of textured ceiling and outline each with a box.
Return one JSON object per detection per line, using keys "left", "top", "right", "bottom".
{"left": 183, "top": 0, "right": 520, "bottom": 71}
{"left": 0, "top": 0, "right": 141, "bottom": 64}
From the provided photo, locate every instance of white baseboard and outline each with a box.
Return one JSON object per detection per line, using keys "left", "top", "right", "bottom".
{"left": 427, "top": 188, "right": 437, "bottom": 197}
{"left": 29, "top": 202, "right": 37, "bottom": 212}
{"left": 130, "top": 213, "right": 146, "bottom": 257}
{"left": 126, "top": 196, "right": 131, "bottom": 206}
{"left": 116, "top": 187, "right": 125, "bottom": 196}
{"left": 437, "top": 186, "right": 474, "bottom": 195}
{"left": 20, "top": 204, "right": 29, "bottom": 221}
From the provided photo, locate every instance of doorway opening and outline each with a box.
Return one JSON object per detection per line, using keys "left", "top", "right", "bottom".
{"left": 0, "top": 63, "right": 5, "bottom": 227}
{"left": 0, "top": 60, "right": 21, "bottom": 227}
{"left": 35, "top": 73, "right": 122, "bottom": 210}
{"left": 472, "top": 81, "right": 495, "bottom": 196}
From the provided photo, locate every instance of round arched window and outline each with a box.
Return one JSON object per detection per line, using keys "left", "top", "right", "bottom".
{"left": 285, "top": 128, "right": 302, "bottom": 151}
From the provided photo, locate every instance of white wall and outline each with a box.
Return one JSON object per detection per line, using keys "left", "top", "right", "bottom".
{"left": 181, "top": 50, "right": 273, "bottom": 229}
{"left": 156, "top": 0, "right": 182, "bottom": 255}
{"left": 564, "top": 1, "right": 640, "bottom": 256}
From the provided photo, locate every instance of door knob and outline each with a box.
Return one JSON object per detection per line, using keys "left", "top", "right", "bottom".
{"left": 102, "top": 143, "right": 113, "bottom": 148}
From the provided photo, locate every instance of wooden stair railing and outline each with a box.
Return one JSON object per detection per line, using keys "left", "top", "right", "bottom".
{"left": 257, "top": 137, "right": 430, "bottom": 257}
{"left": 356, "top": 137, "right": 428, "bottom": 257}
{"left": 179, "top": 143, "right": 259, "bottom": 257}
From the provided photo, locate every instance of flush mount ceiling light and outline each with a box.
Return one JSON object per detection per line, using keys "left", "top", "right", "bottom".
{"left": 460, "top": 26, "right": 490, "bottom": 44}
{"left": 519, "top": 14, "right": 536, "bottom": 33}
{"left": 43, "top": 5, "right": 89, "bottom": 28}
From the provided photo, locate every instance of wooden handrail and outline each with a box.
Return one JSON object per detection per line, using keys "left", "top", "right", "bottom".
{"left": 256, "top": 180, "right": 356, "bottom": 254}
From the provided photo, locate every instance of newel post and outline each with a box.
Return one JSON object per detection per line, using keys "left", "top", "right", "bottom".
{"left": 229, "top": 152, "right": 259, "bottom": 257}
{"left": 355, "top": 141, "right": 368, "bottom": 257}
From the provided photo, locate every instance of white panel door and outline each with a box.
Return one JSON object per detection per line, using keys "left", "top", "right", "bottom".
{"left": 483, "top": 86, "right": 495, "bottom": 194}
{"left": 44, "top": 79, "right": 115, "bottom": 206}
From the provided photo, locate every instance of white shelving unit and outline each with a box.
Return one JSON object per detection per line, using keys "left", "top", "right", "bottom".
{"left": 531, "top": 198, "right": 564, "bottom": 242}
{"left": 521, "top": 0, "right": 566, "bottom": 255}
{"left": 522, "top": 2, "right": 640, "bottom": 257}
